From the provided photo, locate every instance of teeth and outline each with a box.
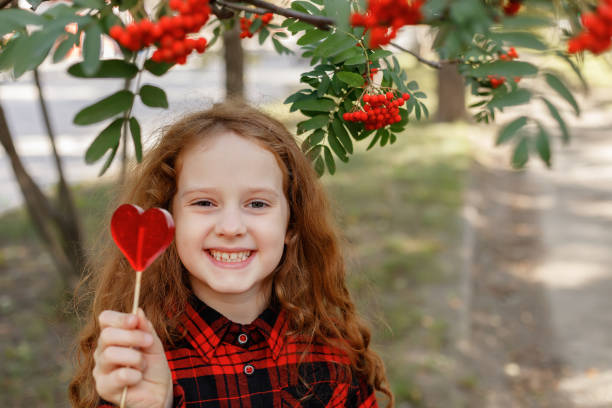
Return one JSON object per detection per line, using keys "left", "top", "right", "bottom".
{"left": 209, "top": 250, "right": 251, "bottom": 263}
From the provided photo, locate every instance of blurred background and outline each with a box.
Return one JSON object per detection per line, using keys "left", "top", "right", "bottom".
{"left": 1, "top": 19, "right": 612, "bottom": 408}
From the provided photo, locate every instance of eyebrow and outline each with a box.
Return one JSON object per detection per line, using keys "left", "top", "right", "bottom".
{"left": 180, "top": 187, "right": 280, "bottom": 199}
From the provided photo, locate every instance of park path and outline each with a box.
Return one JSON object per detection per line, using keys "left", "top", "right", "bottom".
{"left": 464, "top": 87, "right": 612, "bottom": 407}
{"left": 531, "top": 96, "right": 612, "bottom": 406}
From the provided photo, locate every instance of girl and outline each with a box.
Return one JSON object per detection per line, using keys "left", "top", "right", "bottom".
{"left": 69, "top": 102, "right": 393, "bottom": 408}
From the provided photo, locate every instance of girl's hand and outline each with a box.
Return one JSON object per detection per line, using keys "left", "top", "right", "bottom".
{"left": 93, "top": 309, "right": 173, "bottom": 408}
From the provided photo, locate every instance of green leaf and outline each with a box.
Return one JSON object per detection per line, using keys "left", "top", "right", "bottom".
{"left": 68, "top": 59, "right": 139, "bottom": 78}
{"left": 317, "top": 75, "right": 331, "bottom": 97}
{"left": 313, "top": 32, "right": 356, "bottom": 57}
{"left": 0, "top": 36, "right": 20, "bottom": 71}
{"left": 544, "top": 73, "right": 580, "bottom": 116}
{"left": 344, "top": 54, "right": 367, "bottom": 65}
{"left": 336, "top": 71, "right": 364, "bottom": 87}
{"left": 496, "top": 116, "right": 528, "bottom": 145}
{"left": 324, "top": 0, "right": 349, "bottom": 32}
{"left": 129, "top": 117, "right": 142, "bottom": 162}
{"left": 511, "top": 136, "right": 529, "bottom": 169}
{"left": 369, "top": 49, "right": 392, "bottom": 61}
{"left": 323, "top": 145, "right": 336, "bottom": 175}
{"left": 413, "top": 91, "right": 427, "bottom": 99}
{"left": 471, "top": 60, "right": 538, "bottom": 78}
{"left": 535, "top": 123, "right": 551, "bottom": 167}
{"left": 366, "top": 130, "right": 381, "bottom": 150}
{"left": 331, "top": 117, "right": 353, "bottom": 154}
{"left": 314, "top": 155, "right": 325, "bottom": 177}
{"left": 327, "top": 125, "right": 348, "bottom": 162}
{"left": 144, "top": 59, "right": 174, "bottom": 76}
{"left": 298, "top": 115, "right": 329, "bottom": 132}
{"left": 488, "top": 88, "right": 531, "bottom": 110}
{"left": 306, "top": 144, "right": 323, "bottom": 161}
{"left": 82, "top": 22, "right": 102, "bottom": 76}
{"left": 12, "top": 30, "right": 58, "bottom": 78}
{"left": 293, "top": 96, "right": 335, "bottom": 112}
{"left": 249, "top": 17, "right": 263, "bottom": 34}
{"left": 73, "top": 0, "right": 105, "bottom": 9}
{"left": 0, "top": 9, "right": 46, "bottom": 31}
{"left": 292, "top": 0, "right": 321, "bottom": 15}
{"left": 139, "top": 84, "right": 168, "bottom": 108}
{"left": 272, "top": 37, "right": 292, "bottom": 55}
{"left": 297, "top": 29, "right": 327, "bottom": 45}
{"left": 53, "top": 34, "right": 78, "bottom": 63}
{"left": 301, "top": 129, "right": 325, "bottom": 151}
{"left": 489, "top": 32, "right": 547, "bottom": 51}
{"left": 85, "top": 118, "right": 124, "bottom": 163}
{"left": 74, "top": 90, "right": 134, "bottom": 125}
{"left": 98, "top": 142, "right": 119, "bottom": 176}
{"left": 407, "top": 80, "right": 419, "bottom": 90}
{"left": 541, "top": 97, "right": 570, "bottom": 144}
{"left": 258, "top": 27, "right": 270, "bottom": 45}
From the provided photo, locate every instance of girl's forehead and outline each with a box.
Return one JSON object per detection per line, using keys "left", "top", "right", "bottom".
{"left": 176, "top": 130, "right": 286, "bottom": 187}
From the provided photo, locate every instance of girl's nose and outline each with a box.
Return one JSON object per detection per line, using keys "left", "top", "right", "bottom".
{"left": 214, "top": 207, "right": 247, "bottom": 237}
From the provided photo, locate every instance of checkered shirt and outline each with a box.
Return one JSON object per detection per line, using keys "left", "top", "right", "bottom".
{"left": 98, "top": 295, "right": 378, "bottom": 407}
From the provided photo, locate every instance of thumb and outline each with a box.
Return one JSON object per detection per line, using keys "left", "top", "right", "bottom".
{"left": 136, "top": 308, "right": 165, "bottom": 354}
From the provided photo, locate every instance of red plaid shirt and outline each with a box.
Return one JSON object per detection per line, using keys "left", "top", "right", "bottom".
{"left": 99, "top": 295, "right": 378, "bottom": 407}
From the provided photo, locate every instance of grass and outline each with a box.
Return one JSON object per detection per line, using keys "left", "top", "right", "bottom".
{"left": 0, "top": 115, "right": 473, "bottom": 406}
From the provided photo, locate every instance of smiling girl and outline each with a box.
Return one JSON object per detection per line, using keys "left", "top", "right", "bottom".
{"left": 69, "top": 102, "right": 393, "bottom": 408}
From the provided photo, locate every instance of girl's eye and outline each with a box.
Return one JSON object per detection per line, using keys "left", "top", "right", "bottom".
{"left": 193, "top": 200, "right": 214, "bottom": 207}
{"left": 249, "top": 201, "right": 268, "bottom": 209}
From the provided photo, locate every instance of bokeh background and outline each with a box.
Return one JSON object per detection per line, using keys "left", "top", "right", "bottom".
{"left": 2, "top": 17, "right": 612, "bottom": 408}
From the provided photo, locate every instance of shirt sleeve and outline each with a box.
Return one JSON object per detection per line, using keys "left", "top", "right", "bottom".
{"left": 96, "top": 382, "right": 186, "bottom": 408}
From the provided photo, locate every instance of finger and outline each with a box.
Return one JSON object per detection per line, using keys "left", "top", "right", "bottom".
{"left": 97, "top": 346, "right": 148, "bottom": 373}
{"left": 98, "top": 326, "right": 154, "bottom": 351}
{"left": 99, "top": 310, "right": 138, "bottom": 330}
{"left": 136, "top": 308, "right": 166, "bottom": 354}
{"left": 94, "top": 367, "right": 143, "bottom": 400}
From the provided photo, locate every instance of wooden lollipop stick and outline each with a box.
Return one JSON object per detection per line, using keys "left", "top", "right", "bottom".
{"left": 119, "top": 270, "right": 143, "bottom": 408}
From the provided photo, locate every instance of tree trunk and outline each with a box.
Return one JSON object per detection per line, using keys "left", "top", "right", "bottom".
{"left": 0, "top": 99, "right": 84, "bottom": 288}
{"left": 223, "top": 23, "right": 244, "bottom": 100}
{"left": 436, "top": 63, "right": 466, "bottom": 122}
{"left": 34, "top": 69, "right": 86, "bottom": 277}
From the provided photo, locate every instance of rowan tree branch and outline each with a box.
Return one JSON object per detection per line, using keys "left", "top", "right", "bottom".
{"left": 238, "top": 0, "right": 335, "bottom": 30}
{"left": 389, "top": 42, "right": 442, "bottom": 69}
{"left": 216, "top": 0, "right": 268, "bottom": 15}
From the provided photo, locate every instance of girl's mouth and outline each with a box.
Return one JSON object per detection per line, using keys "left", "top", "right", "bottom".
{"left": 205, "top": 249, "right": 255, "bottom": 268}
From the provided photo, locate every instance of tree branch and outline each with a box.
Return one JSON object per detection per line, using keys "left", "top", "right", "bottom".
{"left": 216, "top": 0, "right": 268, "bottom": 15}
{"left": 389, "top": 42, "right": 442, "bottom": 69}
{"left": 238, "top": 0, "right": 335, "bottom": 30}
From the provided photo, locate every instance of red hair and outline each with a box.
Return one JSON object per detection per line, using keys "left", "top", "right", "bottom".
{"left": 69, "top": 101, "right": 393, "bottom": 407}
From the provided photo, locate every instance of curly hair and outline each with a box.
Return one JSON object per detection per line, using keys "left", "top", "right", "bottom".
{"left": 68, "top": 101, "right": 393, "bottom": 407}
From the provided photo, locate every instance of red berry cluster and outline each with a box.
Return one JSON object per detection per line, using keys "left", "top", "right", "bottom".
{"left": 499, "top": 46, "right": 518, "bottom": 60}
{"left": 567, "top": 0, "right": 612, "bottom": 55}
{"left": 484, "top": 47, "right": 521, "bottom": 88}
{"left": 350, "top": 0, "right": 424, "bottom": 48}
{"left": 239, "top": 13, "right": 273, "bottom": 39}
{"left": 343, "top": 91, "right": 410, "bottom": 130}
{"left": 108, "top": 0, "right": 210, "bottom": 64}
{"left": 503, "top": 0, "right": 523, "bottom": 16}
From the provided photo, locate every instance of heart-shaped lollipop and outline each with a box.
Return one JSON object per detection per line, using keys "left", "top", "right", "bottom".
{"left": 110, "top": 204, "right": 175, "bottom": 408}
{"left": 111, "top": 204, "right": 175, "bottom": 271}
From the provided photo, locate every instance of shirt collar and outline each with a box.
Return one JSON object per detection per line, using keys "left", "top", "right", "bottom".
{"left": 179, "top": 294, "right": 288, "bottom": 361}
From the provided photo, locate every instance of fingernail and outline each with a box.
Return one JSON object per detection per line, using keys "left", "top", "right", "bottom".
{"left": 144, "top": 333, "right": 153, "bottom": 345}
{"left": 127, "top": 315, "right": 137, "bottom": 325}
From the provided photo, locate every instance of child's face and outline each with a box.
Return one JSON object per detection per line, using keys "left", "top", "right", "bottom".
{"left": 171, "top": 130, "right": 290, "bottom": 305}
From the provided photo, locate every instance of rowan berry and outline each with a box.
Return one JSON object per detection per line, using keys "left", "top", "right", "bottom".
{"left": 402, "top": 93, "right": 409, "bottom": 100}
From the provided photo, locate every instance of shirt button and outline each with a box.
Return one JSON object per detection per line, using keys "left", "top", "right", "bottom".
{"left": 238, "top": 333, "right": 248, "bottom": 345}
{"left": 244, "top": 364, "right": 255, "bottom": 375}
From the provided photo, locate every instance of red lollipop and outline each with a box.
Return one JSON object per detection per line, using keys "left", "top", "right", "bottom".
{"left": 111, "top": 204, "right": 175, "bottom": 271}
{"left": 110, "top": 204, "right": 175, "bottom": 408}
